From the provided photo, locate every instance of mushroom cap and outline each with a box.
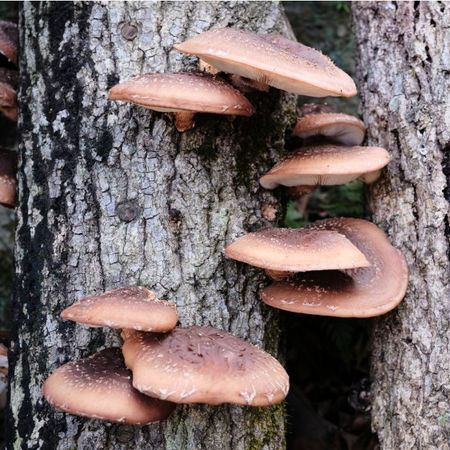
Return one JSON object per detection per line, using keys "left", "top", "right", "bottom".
{"left": 259, "top": 144, "right": 390, "bottom": 190}
{"left": 0, "top": 21, "right": 18, "bottom": 65}
{"left": 293, "top": 113, "right": 366, "bottom": 146}
{"left": 173, "top": 28, "right": 356, "bottom": 97}
{"left": 0, "top": 149, "right": 17, "bottom": 208}
{"left": 43, "top": 348, "right": 175, "bottom": 424}
{"left": 260, "top": 218, "right": 408, "bottom": 317}
{"left": 61, "top": 286, "right": 178, "bottom": 333}
{"left": 0, "top": 81, "right": 16, "bottom": 108}
{"left": 224, "top": 227, "right": 370, "bottom": 273}
{"left": 122, "top": 326, "right": 289, "bottom": 406}
{"left": 108, "top": 72, "right": 254, "bottom": 116}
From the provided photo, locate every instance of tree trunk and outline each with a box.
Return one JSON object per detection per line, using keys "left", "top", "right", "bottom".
{"left": 353, "top": 2, "right": 450, "bottom": 449}
{"left": 7, "top": 2, "right": 295, "bottom": 449}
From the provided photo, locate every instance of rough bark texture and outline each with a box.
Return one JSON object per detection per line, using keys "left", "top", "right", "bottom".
{"left": 7, "top": 2, "right": 296, "bottom": 449}
{"left": 353, "top": 2, "right": 450, "bottom": 449}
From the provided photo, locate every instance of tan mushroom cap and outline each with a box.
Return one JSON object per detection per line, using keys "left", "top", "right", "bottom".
{"left": 61, "top": 286, "right": 178, "bottom": 333}
{"left": 261, "top": 218, "right": 408, "bottom": 318}
{"left": 43, "top": 348, "right": 175, "bottom": 424}
{"left": 108, "top": 72, "right": 254, "bottom": 131}
{"left": 224, "top": 228, "right": 369, "bottom": 273}
{"left": 122, "top": 326, "right": 289, "bottom": 406}
{"left": 0, "top": 76, "right": 16, "bottom": 121}
{"left": 260, "top": 144, "right": 390, "bottom": 190}
{"left": 0, "top": 21, "right": 18, "bottom": 65}
{"left": 0, "top": 81, "right": 15, "bottom": 108}
{"left": 0, "top": 149, "right": 17, "bottom": 208}
{"left": 174, "top": 28, "right": 356, "bottom": 97}
{"left": 293, "top": 113, "right": 366, "bottom": 146}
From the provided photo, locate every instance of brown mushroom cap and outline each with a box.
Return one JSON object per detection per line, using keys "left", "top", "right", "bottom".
{"left": 174, "top": 28, "right": 356, "bottom": 97}
{"left": 43, "top": 348, "right": 175, "bottom": 424}
{"left": 224, "top": 228, "right": 369, "bottom": 273}
{"left": 122, "top": 326, "right": 289, "bottom": 406}
{"left": 0, "top": 81, "right": 15, "bottom": 108}
{"left": 259, "top": 144, "right": 390, "bottom": 190}
{"left": 108, "top": 72, "right": 254, "bottom": 131}
{"left": 0, "top": 21, "right": 18, "bottom": 65}
{"left": 293, "top": 113, "right": 366, "bottom": 146}
{"left": 297, "top": 103, "right": 335, "bottom": 117}
{"left": 260, "top": 218, "right": 408, "bottom": 318}
{"left": 61, "top": 286, "right": 178, "bottom": 333}
{"left": 0, "top": 149, "right": 17, "bottom": 208}
{"left": 0, "top": 77, "right": 16, "bottom": 121}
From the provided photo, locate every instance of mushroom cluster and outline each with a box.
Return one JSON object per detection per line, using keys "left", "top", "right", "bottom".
{"left": 42, "top": 26, "right": 408, "bottom": 427}
{"left": 226, "top": 218, "right": 408, "bottom": 318}
{"left": 44, "top": 286, "right": 289, "bottom": 422}
{"left": 207, "top": 31, "right": 408, "bottom": 318}
{"left": 108, "top": 27, "right": 358, "bottom": 132}
{"left": 260, "top": 103, "right": 391, "bottom": 196}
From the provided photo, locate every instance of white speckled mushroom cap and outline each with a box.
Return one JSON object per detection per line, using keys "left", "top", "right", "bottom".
{"left": 225, "top": 228, "right": 369, "bottom": 273}
{"left": 260, "top": 218, "right": 408, "bottom": 317}
{"left": 121, "top": 326, "right": 289, "bottom": 406}
{"left": 43, "top": 348, "right": 175, "bottom": 424}
{"left": 259, "top": 145, "right": 390, "bottom": 189}
{"left": 174, "top": 28, "right": 357, "bottom": 97}
{"left": 61, "top": 286, "right": 178, "bottom": 333}
{"left": 293, "top": 113, "right": 366, "bottom": 146}
{"left": 108, "top": 72, "right": 254, "bottom": 116}
{"left": 0, "top": 149, "right": 16, "bottom": 208}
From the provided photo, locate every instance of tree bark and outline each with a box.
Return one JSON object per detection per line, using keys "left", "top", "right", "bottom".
{"left": 7, "top": 2, "right": 296, "bottom": 449}
{"left": 353, "top": 2, "right": 450, "bottom": 449}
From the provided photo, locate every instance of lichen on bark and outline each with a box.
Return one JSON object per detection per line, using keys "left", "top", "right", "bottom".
{"left": 7, "top": 2, "right": 296, "bottom": 449}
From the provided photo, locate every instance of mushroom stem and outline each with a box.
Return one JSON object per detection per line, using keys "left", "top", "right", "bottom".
{"left": 266, "top": 269, "right": 293, "bottom": 281}
{"left": 229, "top": 74, "right": 269, "bottom": 93}
{"left": 296, "top": 192, "right": 312, "bottom": 218}
{"left": 287, "top": 185, "right": 317, "bottom": 199}
{"left": 175, "top": 111, "right": 196, "bottom": 132}
{"left": 199, "top": 59, "right": 219, "bottom": 75}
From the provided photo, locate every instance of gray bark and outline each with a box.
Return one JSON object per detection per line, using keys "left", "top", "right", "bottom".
{"left": 7, "top": 2, "right": 296, "bottom": 449}
{"left": 353, "top": 2, "right": 450, "bottom": 449}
